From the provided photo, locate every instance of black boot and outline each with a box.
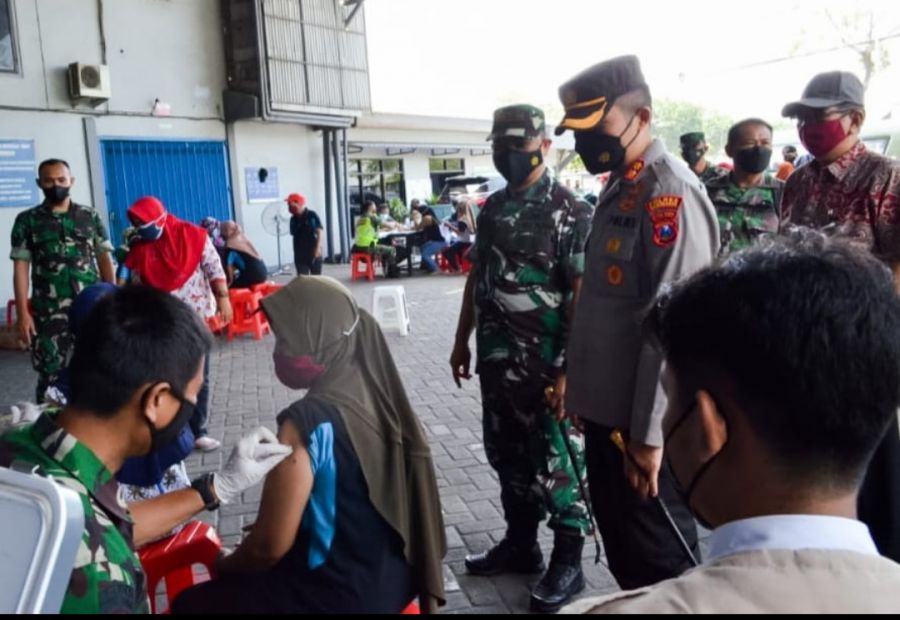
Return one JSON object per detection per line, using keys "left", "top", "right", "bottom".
{"left": 530, "top": 532, "right": 586, "bottom": 613}
{"left": 465, "top": 539, "right": 545, "bottom": 576}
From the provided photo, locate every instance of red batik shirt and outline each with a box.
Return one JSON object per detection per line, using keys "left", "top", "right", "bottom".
{"left": 781, "top": 142, "right": 900, "bottom": 263}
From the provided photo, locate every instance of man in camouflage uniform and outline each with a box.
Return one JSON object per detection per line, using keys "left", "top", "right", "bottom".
{"left": 680, "top": 132, "right": 726, "bottom": 184}
{"left": 450, "top": 104, "right": 594, "bottom": 613}
{"left": 0, "top": 286, "right": 289, "bottom": 613}
{"left": 9, "top": 159, "right": 115, "bottom": 401}
{"left": 704, "top": 119, "right": 782, "bottom": 255}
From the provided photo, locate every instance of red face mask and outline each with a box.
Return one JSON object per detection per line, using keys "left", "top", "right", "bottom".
{"left": 799, "top": 118, "right": 848, "bottom": 158}
{"left": 272, "top": 351, "right": 325, "bottom": 390}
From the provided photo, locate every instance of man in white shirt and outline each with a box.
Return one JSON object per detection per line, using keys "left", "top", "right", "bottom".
{"left": 565, "top": 228, "right": 900, "bottom": 613}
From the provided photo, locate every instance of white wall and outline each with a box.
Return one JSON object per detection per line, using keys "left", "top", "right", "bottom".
{"left": 0, "top": 0, "right": 225, "bottom": 118}
{"left": 228, "top": 120, "right": 326, "bottom": 270}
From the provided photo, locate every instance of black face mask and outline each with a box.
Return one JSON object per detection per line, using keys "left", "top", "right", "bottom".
{"left": 681, "top": 148, "right": 704, "bottom": 167}
{"left": 735, "top": 146, "right": 772, "bottom": 175}
{"left": 142, "top": 385, "right": 196, "bottom": 454}
{"left": 574, "top": 113, "right": 639, "bottom": 175}
{"left": 664, "top": 400, "right": 729, "bottom": 531}
{"left": 493, "top": 148, "right": 543, "bottom": 187}
{"left": 42, "top": 185, "right": 70, "bottom": 205}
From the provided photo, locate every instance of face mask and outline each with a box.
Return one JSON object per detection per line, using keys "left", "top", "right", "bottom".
{"left": 143, "top": 385, "right": 195, "bottom": 453}
{"left": 493, "top": 148, "right": 543, "bottom": 187}
{"left": 735, "top": 146, "right": 772, "bottom": 174}
{"left": 799, "top": 118, "right": 848, "bottom": 158}
{"left": 682, "top": 148, "right": 704, "bottom": 167}
{"left": 664, "top": 400, "right": 729, "bottom": 530}
{"left": 42, "top": 185, "right": 70, "bottom": 205}
{"left": 575, "top": 113, "right": 639, "bottom": 175}
{"left": 273, "top": 352, "right": 326, "bottom": 390}
{"left": 137, "top": 215, "right": 166, "bottom": 241}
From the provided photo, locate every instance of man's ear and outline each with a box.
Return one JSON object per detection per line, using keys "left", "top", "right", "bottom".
{"left": 141, "top": 382, "right": 171, "bottom": 427}
{"left": 638, "top": 106, "right": 652, "bottom": 128}
{"left": 725, "top": 144, "right": 734, "bottom": 159}
{"left": 695, "top": 389, "right": 728, "bottom": 454}
{"left": 541, "top": 138, "right": 553, "bottom": 156}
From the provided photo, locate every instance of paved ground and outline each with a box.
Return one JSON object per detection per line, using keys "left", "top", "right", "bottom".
{"left": 0, "top": 265, "right": 706, "bottom": 613}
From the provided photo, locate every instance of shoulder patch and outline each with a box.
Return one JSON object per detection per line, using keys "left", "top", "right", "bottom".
{"left": 646, "top": 195, "right": 683, "bottom": 247}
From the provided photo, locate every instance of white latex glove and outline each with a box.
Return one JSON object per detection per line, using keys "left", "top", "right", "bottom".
{"left": 213, "top": 426, "right": 292, "bottom": 505}
{"left": 10, "top": 401, "right": 44, "bottom": 425}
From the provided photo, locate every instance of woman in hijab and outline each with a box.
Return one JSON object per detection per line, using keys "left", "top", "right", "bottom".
{"left": 220, "top": 220, "right": 269, "bottom": 289}
{"left": 125, "top": 196, "right": 231, "bottom": 452}
{"left": 172, "top": 276, "right": 446, "bottom": 614}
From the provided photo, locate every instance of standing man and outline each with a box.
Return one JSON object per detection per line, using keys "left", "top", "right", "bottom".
{"left": 10, "top": 159, "right": 115, "bottom": 402}
{"left": 450, "top": 104, "right": 594, "bottom": 613}
{"left": 705, "top": 118, "right": 783, "bottom": 255}
{"left": 776, "top": 145, "right": 798, "bottom": 181}
{"left": 287, "top": 193, "right": 324, "bottom": 275}
{"left": 556, "top": 56, "right": 719, "bottom": 589}
{"left": 680, "top": 132, "right": 724, "bottom": 184}
{"left": 781, "top": 70, "right": 900, "bottom": 562}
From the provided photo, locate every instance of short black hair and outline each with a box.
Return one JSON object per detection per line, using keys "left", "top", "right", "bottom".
{"left": 363, "top": 200, "right": 377, "bottom": 211}
{"left": 68, "top": 286, "right": 212, "bottom": 416}
{"left": 727, "top": 118, "right": 773, "bottom": 147}
{"left": 615, "top": 87, "right": 653, "bottom": 115}
{"left": 650, "top": 229, "right": 900, "bottom": 490}
{"left": 38, "top": 159, "right": 71, "bottom": 176}
{"left": 783, "top": 145, "right": 798, "bottom": 154}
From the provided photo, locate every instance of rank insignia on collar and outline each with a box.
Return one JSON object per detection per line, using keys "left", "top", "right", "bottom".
{"left": 623, "top": 159, "right": 645, "bottom": 183}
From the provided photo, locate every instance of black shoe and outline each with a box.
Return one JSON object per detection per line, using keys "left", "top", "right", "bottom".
{"left": 529, "top": 534, "right": 586, "bottom": 613}
{"left": 529, "top": 561, "right": 585, "bottom": 613}
{"left": 465, "top": 539, "right": 545, "bottom": 577}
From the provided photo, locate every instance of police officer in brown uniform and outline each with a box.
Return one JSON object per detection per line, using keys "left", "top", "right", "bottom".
{"left": 555, "top": 56, "right": 720, "bottom": 590}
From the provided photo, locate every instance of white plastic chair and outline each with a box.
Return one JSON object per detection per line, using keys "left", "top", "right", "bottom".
{"left": 0, "top": 466, "right": 84, "bottom": 613}
{"left": 372, "top": 285, "right": 411, "bottom": 337}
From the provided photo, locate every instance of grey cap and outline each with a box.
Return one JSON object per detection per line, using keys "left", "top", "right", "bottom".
{"left": 782, "top": 71, "right": 865, "bottom": 117}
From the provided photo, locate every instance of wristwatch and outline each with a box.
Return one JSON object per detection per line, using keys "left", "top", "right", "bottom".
{"left": 190, "top": 472, "right": 220, "bottom": 511}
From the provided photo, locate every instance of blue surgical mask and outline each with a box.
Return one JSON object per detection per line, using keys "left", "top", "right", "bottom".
{"left": 138, "top": 216, "right": 166, "bottom": 241}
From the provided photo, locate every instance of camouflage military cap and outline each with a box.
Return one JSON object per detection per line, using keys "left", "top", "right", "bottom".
{"left": 555, "top": 55, "right": 648, "bottom": 136}
{"left": 680, "top": 132, "right": 706, "bottom": 146}
{"left": 487, "top": 104, "right": 546, "bottom": 141}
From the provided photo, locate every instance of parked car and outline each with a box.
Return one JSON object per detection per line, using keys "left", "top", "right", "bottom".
{"left": 436, "top": 175, "right": 506, "bottom": 208}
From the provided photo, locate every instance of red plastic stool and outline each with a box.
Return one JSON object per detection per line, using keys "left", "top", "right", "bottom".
{"left": 437, "top": 252, "right": 451, "bottom": 273}
{"left": 138, "top": 521, "right": 221, "bottom": 614}
{"left": 250, "top": 282, "right": 284, "bottom": 298}
{"left": 400, "top": 601, "right": 421, "bottom": 614}
{"left": 6, "top": 298, "right": 32, "bottom": 326}
{"left": 227, "top": 289, "right": 270, "bottom": 341}
{"left": 351, "top": 252, "right": 377, "bottom": 282}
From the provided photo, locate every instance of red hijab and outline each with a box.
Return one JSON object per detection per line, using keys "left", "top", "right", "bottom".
{"left": 124, "top": 196, "right": 209, "bottom": 292}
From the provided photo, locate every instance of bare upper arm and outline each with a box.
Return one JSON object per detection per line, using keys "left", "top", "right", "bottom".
{"left": 241, "top": 421, "right": 313, "bottom": 562}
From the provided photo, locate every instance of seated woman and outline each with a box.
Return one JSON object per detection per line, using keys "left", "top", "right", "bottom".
{"left": 353, "top": 201, "right": 399, "bottom": 277}
{"left": 443, "top": 199, "right": 476, "bottom": 273}
{"left": 414, "top": 205, "right": 448, "bottom": 273}
{"left": 220, "top": 220, "right": 268, "bottom": 289}
{"left": 172, "top": 277, "right": 446, "bottom": 614}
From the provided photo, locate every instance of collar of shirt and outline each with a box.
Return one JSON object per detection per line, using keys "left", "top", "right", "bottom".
{"left": 505, "top": 168, "right": 552, "bottom": 203}
{"left": 29, "top": 412, "right": 131, "bottom": 524}
{"left": 708, "top": 514, "right": 879, "bottom": 562}
{"left": 816, "top": 141, "right": 867, "bottom": 182}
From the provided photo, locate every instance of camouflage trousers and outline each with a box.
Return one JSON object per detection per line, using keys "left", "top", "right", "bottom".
{"left": 32, "top": 310, "right": 73, "bottom": 403}
{"left": 478, "top": 362, "right": 591, "bottom": 537}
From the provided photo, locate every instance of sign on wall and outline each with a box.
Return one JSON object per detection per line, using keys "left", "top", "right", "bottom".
{"left": 245, "top": 166, "right": 280, "bottom": 203}
{"left": 0, "top": 139, "right": 39, "bottom": 208}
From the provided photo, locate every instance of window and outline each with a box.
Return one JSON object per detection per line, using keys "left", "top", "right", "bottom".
{"left": 429, "top": 158, "right": 464, "bottom": 173}
{"left": 429, "top": 159, "right": 465, "bottom": 196}
{"left": 0, "top": 0, "right": 17, "bottom": 73}
{"left": 349, "top": 159, "right": 406, "bottom": 208}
